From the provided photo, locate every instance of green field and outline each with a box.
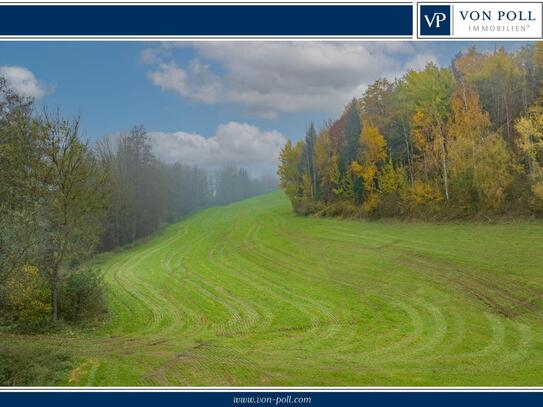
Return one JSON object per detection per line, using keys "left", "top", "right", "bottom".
{"left": 6, "top": 191, "right": 543, "bottom": 386}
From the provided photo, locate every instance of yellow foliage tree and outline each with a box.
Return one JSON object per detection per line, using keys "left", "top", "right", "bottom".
{"left": 359, "top": 125, "right": 387, "bottom": 164}
{"left": 448, "top": 83, "right": 492, "bottom": 143}
{"left": 278, "top": 140, "right": 304, "bottom": 206}
{"left": 515, "top": 105, "right": 543, "bottom": 210}
{"left": 515, "top": 106, "right": 543, "bottom": 167}
{"left": 473, "top": 135, "right": 514, "bottom": 211}
{"left": 447, "top": 82, "right": 494, "bottom": 209}
{"left": 5, "top": 265, "right": 51, "bottom": 327}
{"left": 411, "top": 109, "right": 439, "bottom": 183}
{"left": 351, "top": 124, "right": 387, "bottom": 193}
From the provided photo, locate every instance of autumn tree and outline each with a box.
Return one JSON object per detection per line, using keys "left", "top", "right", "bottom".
{"left": 455, "top": 47, "right": 524, "bottom": 144}
{"left": 278, "top": 140, "right": 304, "bottom": 210}
{"left": 402, "top": 63, "right": 454, "bottom": 201}
{"left": 447, "top": 79, "right": 492, "bottom": 210}
{"left": 516, "top": 105, "right": 543, "bottom": 210}
{"left": 351, "top": 125, "right": 387, "bottom": 213}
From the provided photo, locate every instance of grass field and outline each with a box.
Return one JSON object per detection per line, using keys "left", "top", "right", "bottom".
{"left": 4, "top": 191, "right": 543, "bottom": 386}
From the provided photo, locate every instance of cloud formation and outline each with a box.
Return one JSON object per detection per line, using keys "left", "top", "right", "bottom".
{"left": 143, "top": 42, "right": 438, "bottom": 119}
{"left": 148, "top": 122, "right": 286, "bottom": 174}
{"left": 0, "top": 65, "right": 44, "bottom": 99}
{"left": 148, "top": 59, "right": 221, "bottom": 104}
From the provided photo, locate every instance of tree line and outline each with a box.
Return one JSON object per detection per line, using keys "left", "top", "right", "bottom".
{"left": 0, "top": 78, "right": 276, "bottom": 329}
{"left": 278, "top": 45, "right": 543, "bottom": 219}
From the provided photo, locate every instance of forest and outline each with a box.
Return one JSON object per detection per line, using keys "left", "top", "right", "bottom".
{"left": 0, "top": 78, "right": 276, "bottom": 330}
{"left": 278, "top": 45, "right": 543, "bottom": 219}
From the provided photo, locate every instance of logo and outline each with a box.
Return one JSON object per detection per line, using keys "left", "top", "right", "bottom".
{"left": 420, "top": 4, "right": 451, "bottom": 36}
{"left": 418, "top": 2, "right": 542, "bottom": 39}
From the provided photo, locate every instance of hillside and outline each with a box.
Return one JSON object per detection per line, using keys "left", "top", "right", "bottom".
{"left": 4, "top": 191, "right": 543, "bottom": 386}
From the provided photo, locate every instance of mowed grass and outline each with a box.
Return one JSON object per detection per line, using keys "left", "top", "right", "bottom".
{"left": 6, "top": 191, "right": 543, "bottom": 386}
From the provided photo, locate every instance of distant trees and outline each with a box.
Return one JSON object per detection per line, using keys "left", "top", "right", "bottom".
{"left": 279, "top": 45, "right": 543, "bottom": 219}
{"left": 97, "top": 126, "right": 177, "bottom": 250}
{"left": 96, "top": 127, "right": 276, "bottom": 251}
{"left": 214, "top": 166, "right": 276, "bottom": 207}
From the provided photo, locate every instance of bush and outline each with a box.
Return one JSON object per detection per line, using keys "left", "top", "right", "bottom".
{"left": 2, "top": 265, "right": 51, "bottom": 331}
{"left": 0, "top": 341, "right": 73, "bottom": 386}
{"left": 316, "top": 200, "right": 361, "bottom": 218}
{"left": 406, "top": 181, "right": 444, "bottom": 218}
{"left": 531, "top": 182, "right": 543, "bottom": 215}
{"left": 59, "top": 267, "right": 107, "bottom": 323}
{"left": 362, "top": 192, "right": 381, "bottom": 217}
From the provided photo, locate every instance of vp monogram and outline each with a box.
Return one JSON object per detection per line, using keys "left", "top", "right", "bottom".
{"left": 419, "top": 4, "right": 451, "bottom": 36}
{"left": 424, "top": 12, "right": 447, "bottom": 28}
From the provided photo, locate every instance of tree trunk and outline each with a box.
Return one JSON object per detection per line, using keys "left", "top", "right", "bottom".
{"left": 504, "top": 93, "right": 511, "bottom": 144}
{"left": 49, "top": 236, "right": 65, "bottom": 321}
{"left": 435, "top": 116, "right": 450, "bottom": 202}
{"left": 114, "top": 209, "right": 120, "bottom": 247}
{"left": 312, "top": 163, "right": 317, "bottom": 201}
{"left": 50, "top": 269, "right": 59, "bottom": 320}
{"left": 132, "top": 214, "right": 137, "bottom": 243}
{"left": 440, "top": 136, "right": 450, "bottom": 202}
{"left": 401, "top": 119, "right": 414, "bottom": 185}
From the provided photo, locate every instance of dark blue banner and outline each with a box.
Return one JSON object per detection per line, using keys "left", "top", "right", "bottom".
{"left": 1, "top": 392, "right": 543, "bottom": 407}
{"left": 0, "top": 4, "right": 412, "bottom": 37}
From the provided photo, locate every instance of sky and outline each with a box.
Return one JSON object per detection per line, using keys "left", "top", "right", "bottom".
{"left": 0, "top": 41, "right": 531, "bottom": 174}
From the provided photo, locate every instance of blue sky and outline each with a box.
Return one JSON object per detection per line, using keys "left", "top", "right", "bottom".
{"left": 0, "top": 41, "right": 530, "bottom": 173}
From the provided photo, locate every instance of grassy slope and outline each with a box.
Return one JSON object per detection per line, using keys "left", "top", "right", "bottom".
{"left": 5, "top": 191, "right": 543, "bottom": 386}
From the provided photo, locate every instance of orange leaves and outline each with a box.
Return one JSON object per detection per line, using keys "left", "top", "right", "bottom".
{"left": 448, "top": 83, "right": 491, "bottom": 142}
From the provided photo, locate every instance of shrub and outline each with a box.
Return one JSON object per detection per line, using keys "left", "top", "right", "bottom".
{"left": 473, "top": 134, "right": 514, "bottom": 213}
{"left": 0, "top": 341, "right": 73, "bottom": 386}
{"left": 316, "top": 201, "right": 361, "bottom": 218}
{"left": 3, "top": 265, "right": 51, "bottom": 331}
{"left": 59, "top": 267, "right": 107, "bottom": 323}
{"left": 531, "top": 182, "right": 543, "bottom": 215}
{"left": 362, "top": 192, "right": 381, "bottom": 217}
{"left": 406, "top": 181, "right": 444, "bottom": 217}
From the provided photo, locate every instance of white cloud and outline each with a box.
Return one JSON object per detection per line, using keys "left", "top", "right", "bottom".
{"left": 148, "top": 59, "right": 221, "bottom": 104}
{"left": 148, "top": 122, "right": 286, "bottom": 174}
{"left": 144, "top": 42, "right": 438, "bottom": 119}
{"left": 403, "top": 53, "right": 438, "bottom": 72}
{"left": 0, "top": 65, "right": 44, "bottom": 99}
{"left": 149, "top": 63, "right": 189, "bottom": 94}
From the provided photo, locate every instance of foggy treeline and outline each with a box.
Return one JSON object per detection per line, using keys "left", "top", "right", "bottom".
{"left": 97, "top": 125, "right": 277, "bottom": 250}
